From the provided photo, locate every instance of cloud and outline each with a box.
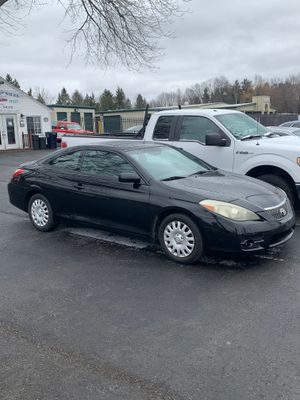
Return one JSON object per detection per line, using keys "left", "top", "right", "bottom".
{"left": 1, "top": 0, "right": 300, "bottom": 102}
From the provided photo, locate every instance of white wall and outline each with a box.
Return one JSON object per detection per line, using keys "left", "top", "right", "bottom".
{"left": 0, "top": 81, "right": 51, "bottom": 149}
{"left": 19, "top": 93, "right": 52, "bottom": 136}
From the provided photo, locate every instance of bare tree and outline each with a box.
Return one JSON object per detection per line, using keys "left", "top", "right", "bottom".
{"left": 33, "top": 87, "right": 55, "bottom": 105}
{"left": 1, "top": 0, "right": 190, "bottom": 69}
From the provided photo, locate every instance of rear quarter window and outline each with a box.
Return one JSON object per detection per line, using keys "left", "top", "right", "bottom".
{"left": 153, "top": 116, "right": 175, "bottom": 140}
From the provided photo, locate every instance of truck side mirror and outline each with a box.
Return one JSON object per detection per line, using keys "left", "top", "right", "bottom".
{"left": 205, "top": 133, "right": 227, "bottom": 147}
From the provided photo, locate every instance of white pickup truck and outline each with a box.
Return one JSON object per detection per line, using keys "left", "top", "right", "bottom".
{"left": 61, "top": 109, "right": 300, "bottom": 204}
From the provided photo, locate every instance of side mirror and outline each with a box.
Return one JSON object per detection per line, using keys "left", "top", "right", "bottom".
{"left": 206, "top": 133, "right": 227, "bottom": 147}
{"left": 119, "top": 172, "right": 141, "bottom": 184}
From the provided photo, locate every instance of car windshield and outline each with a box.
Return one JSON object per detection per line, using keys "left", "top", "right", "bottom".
{"left": 129, "top": 146, "right": 211, "bottom": 181}
{"left": 67, "top": 123, "right": 81, "bottom": 130}
{"left": 215, "top": 113, "right": 268, "bottom": 140}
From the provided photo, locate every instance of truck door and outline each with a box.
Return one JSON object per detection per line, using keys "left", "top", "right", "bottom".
{"left": 172, "top": 115, "right": 235, "bottom": 171}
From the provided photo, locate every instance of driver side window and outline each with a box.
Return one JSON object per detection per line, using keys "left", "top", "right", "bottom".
{"left": 81, "top": 150, "right": 135, "bottom": 178}
{"left": 179, "top": 116, "right": 222, "bottom": 143}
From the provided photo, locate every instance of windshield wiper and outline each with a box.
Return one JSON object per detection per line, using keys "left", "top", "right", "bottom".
{"left": 240, "top": 134, "right": 263, "bottom": 141}
{"left": 161, "top": 176, "right": 186, "bottom": 181}
{"left": 188, "top": 170, "right": 211, "bottom": 177}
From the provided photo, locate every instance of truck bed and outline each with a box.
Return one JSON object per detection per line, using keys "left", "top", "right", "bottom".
{"left": 61, "top": 132, "right": 144, "bottom": 147}
{"left": 63, "top": 132, "right": 143, "bottom": 140}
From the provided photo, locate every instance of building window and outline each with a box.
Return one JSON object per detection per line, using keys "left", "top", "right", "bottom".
{"left": 27, "top": 116, "right": 42, "bottom": 135}
{"left": 84, "top": 112, "right": 93, "bottom": 131}
{"left": 57, "top": 112, "right": 67, "bottom": 121}
{"left": 71, "top": 112, "right": 81, "bottom": 124}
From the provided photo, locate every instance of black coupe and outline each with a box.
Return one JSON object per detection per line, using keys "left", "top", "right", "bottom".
{"left": 8, "top": 142, "right": 295, "bottom": 263}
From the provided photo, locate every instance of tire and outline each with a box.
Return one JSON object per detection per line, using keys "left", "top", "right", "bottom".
{"left": 28, "top": 193, "right": 58, "bottom": 232}
{"left": 158, "top": 213, "right": 203, "bottom": 264}
{"left": 257, "top": 174, "right": 295, "bottom": 206}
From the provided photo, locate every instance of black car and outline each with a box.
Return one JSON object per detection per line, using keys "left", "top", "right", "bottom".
{"left": 8, "top": 142, "right": 295, "bottom": 264}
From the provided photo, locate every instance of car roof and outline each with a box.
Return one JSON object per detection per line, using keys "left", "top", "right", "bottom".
{"left": 155, "top": 108, "right": 241, "bottom": 116}
{"left": 69, "top": 140, "right": 165, "bottom": 153}
{"left": 280, "top": 121, "right": 298, "bottom": 125}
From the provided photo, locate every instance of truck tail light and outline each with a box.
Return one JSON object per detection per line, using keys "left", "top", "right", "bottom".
{"left": 61, "top": 141, "right": 67, "bottom": 148}
{"left": 11, "top": 168, "right": 26, "bottom": 181}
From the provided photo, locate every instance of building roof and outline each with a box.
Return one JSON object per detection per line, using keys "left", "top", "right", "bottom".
{"left": 48, "top": 104, "right": 96, "bottom": 110}
{"left": 97, "top": 100, "right": 265, "bottom": 116}
{"left": 0, "top": 76, "right": 51, "bottom": 112}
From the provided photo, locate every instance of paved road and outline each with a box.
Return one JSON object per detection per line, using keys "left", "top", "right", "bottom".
{"left": 1, "top": 150, "right": 300, "bottom": 400}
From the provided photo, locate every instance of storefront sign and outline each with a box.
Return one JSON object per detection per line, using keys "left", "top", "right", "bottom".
{"left": 0, "top": 89, "right": 20, "bottom": 113}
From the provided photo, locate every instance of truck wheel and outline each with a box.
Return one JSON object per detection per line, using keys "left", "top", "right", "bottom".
{"left": 158, "top": 213, "right": 203, "bottom": 264}
{"left": 258, "top": 174, "right": 295, "bottom": 206}
{"left": 28, "top": 194, "right": 58, "bottom": 232}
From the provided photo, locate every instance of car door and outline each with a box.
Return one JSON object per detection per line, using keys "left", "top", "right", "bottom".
{"left": 38, "top": 150, "right": 83, "bottom": 216}
{"left": 73, "top": 149, "right": 151, "bottom": 236}
{"left": 172, "top": 115, "right": 235, "bottom": 171}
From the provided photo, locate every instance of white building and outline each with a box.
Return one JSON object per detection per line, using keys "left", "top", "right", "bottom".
{"left": 0, "top": 76, "right": 51, "bottom": 151}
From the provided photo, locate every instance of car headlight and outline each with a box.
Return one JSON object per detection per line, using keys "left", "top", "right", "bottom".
{"left": 200, "top": 200, "right": 260, "bottom": 221}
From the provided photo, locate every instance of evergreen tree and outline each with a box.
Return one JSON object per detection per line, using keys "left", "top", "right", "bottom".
{"left": 115, "top": 87, "right": 126, "bottom": 109}
{"left": 135, "top": 94, "right": 147, "bottom": 109}
{"left": 100, "top": 89, "right": 115, "bottom": 111}
{"left": 71, "top": 89, "right": 84, "bottom": 105}
{"left": 240, "top": 78, "right": 254, "bottom": 102}
{"left": 27, "top": 88, "right": 33, "bottom": 96}
{"left": 37, "top": 93, "right": 45, "bottom": 104}
{"left": 125, "top": 98, "right": 132, "bottom": 109}
{"left": 56, "top": 87, "right": 71, "bottom": 105}
{"left": 5, "top": 73, "right": 20, "bottom": 89}
{"left": 83, "top": 92, "right": 97, "bottom": 107}
{"left": 5, "top": 73, "right": 13, "bottom": 83}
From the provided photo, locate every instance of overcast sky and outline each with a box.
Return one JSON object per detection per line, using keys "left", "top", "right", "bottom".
{"left": 1, "top": 0, "right": 300, "bottom": 103}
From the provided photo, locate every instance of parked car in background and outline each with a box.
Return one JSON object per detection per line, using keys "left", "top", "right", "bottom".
{"left": 124, "top": 124, "right": 144, "bottom": 134}
{"left": 266, "top": 126, "right": 300, "bottom": 137}
{"left": 8, "top": 142, "right": 295, "bottom": 264}
{"left": 279, "top": 120, "right": 300, "bottom": 128}
{"left": 52, "top": 121, "right": 94, "bottom": 141}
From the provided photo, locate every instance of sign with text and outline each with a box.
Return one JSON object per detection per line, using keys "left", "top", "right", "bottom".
{"left": 0, "top": 89, "right": 20, "bottom": 113}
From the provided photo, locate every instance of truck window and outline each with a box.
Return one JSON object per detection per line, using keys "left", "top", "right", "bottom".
{"left": 179, "top": 116, "right": 222, "bottom": 143}
{"left": 153, "top": 116, "right": 175, "bottom": 140}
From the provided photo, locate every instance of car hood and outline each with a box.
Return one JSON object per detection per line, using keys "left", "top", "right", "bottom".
{"left": 163, "top": 170, "right": 286, "bottom": 211}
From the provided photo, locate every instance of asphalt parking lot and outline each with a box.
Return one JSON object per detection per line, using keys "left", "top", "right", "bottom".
{"left": 1, "top": 150, "right": 300, "bottom": 400}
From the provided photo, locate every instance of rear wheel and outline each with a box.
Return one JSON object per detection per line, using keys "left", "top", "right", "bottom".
{"left": 28, "top": 194, "right": 58, "bottom": 232}
{"left": 257, "top": 174, "right": 295, "bottom": 206}
{"left": 158, "top": 213, "right": 203, "bottom": 264}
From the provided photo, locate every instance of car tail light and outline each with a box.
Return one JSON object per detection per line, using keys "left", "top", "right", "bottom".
{"left": 11, "top": 168, "right": 26, "bottom": 181}
{"left": 61, "top": 141, "right": 67, "bottom": 148}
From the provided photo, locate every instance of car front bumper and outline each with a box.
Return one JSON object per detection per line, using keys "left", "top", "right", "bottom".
{"left": 195, "top": 209, "right": 296, "bottom": 254}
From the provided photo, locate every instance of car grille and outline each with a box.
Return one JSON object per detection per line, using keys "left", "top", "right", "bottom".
{"left": 265, "top": 199, "right": 290, "bottom": 220}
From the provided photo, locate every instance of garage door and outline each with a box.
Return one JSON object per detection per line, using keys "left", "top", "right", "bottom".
{"left": 103, "top": 115, "right": 121, "bottom": 133}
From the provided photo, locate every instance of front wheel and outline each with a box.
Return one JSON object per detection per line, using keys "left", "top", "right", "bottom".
{"left": 28, "top": 193, "right": 58, "bottom": 232}
{"left": 158, "top": 213, "right": 203, "bottom": 264}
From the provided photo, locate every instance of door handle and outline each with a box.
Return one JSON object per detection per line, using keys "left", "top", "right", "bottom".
{"left": 74, "top": 183, "right": 84, "bottom": 190}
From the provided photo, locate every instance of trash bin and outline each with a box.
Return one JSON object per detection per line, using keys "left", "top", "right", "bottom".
{"left": 39, "top": 136, "right": 47, "bottom": 149}
{"left": 46, "top": 132, "right": 57, "bottom": 149}
{"left": 31, "top": 135, "right": 40, "bottom": 150}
